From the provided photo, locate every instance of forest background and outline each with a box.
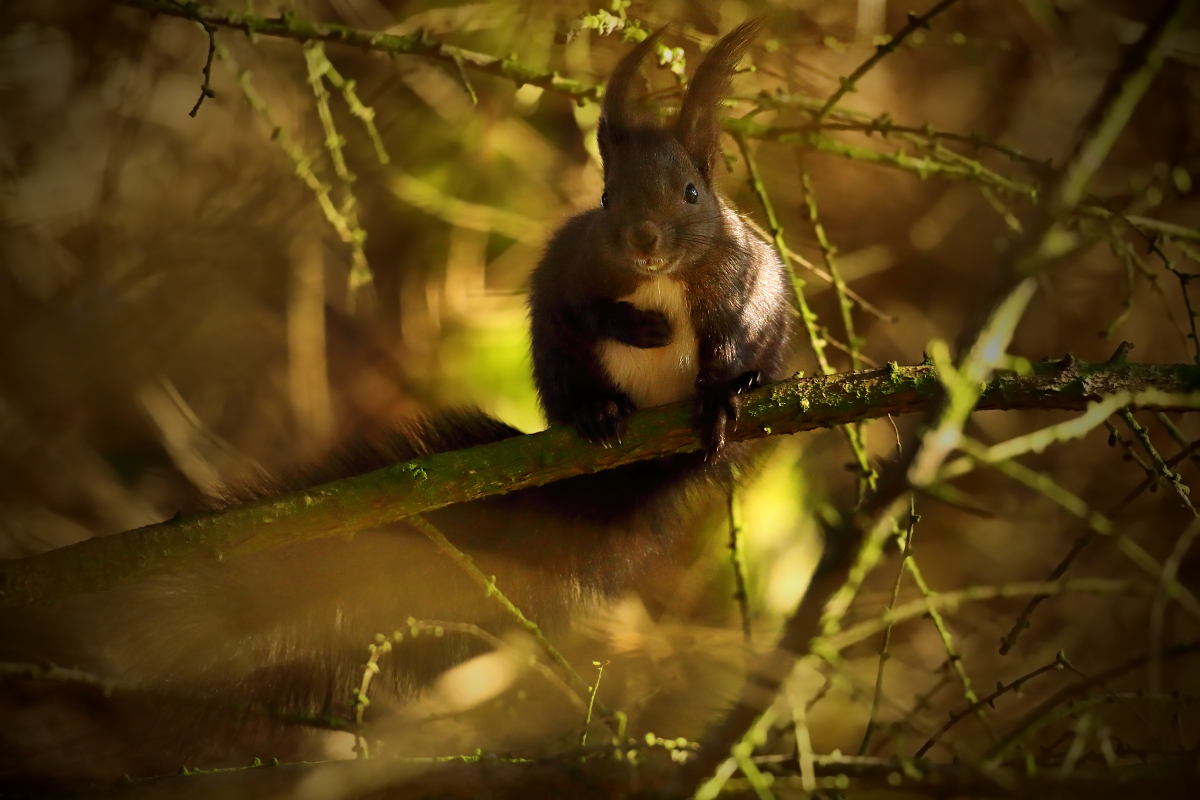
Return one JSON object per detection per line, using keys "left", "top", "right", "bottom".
{"left": 2, "top": 0, "right": 1200, "bottom": 797}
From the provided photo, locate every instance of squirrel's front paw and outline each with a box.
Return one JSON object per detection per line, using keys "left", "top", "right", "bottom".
{"left": 696, "top": 371, "right": 761, "bottom": 458}
{"left": 627, "top": 309, "right": 672, "bottom": 349}
{"left": 573, "top": 393, "right": 636, "bottom": 446}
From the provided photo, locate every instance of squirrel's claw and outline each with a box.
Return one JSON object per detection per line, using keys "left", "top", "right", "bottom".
{"left": 574, "top": 393, "right": 635, "bottom": 446}
{"left": 697, "top": 372, "right": 761, "bottom": 459}
{"left": 731, "top": 370, "right": 762, "bottom": 395}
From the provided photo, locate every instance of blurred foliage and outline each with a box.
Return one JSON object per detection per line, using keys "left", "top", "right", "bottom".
{"left": 2, "top": 0, "right": 1200, "bottom": 796}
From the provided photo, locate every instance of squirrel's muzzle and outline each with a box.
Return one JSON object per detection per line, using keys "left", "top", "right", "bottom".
{"left": 626, "top": 221, "right": 662, "bottom": 254}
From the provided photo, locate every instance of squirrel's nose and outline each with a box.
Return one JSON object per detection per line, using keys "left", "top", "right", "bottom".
{"left": 626, "top": 222, "right": 661, "bottom": 253}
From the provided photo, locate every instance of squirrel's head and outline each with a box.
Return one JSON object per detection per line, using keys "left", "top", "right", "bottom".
{"left": 594, "top": 20, "right": 763, "bottom": 276}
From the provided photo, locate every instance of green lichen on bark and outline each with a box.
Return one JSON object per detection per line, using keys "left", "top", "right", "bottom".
{"left": 0, "top": 359, "right": 1196, "bottom": 611}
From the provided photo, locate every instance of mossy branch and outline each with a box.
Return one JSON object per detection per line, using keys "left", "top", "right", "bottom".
{"left": 110, "top": 0, "right": 602, "bottom": 102}
{"left": 0, "top": 359, "right": 1197, "bottom": 611}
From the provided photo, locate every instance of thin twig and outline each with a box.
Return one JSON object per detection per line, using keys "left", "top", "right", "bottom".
{"left": 727, "top": 477, "right": 752, "bottom": 645}
{"left": 904, "top": 547, "right": 998, "bottom": 742}
{"left": 809, "top": 0, "right": 962, "bottom": 125}
{"left": 1105, "top": 420, "right": 1156, "bottom": 482}
{"left": 738, "top": 133, "right": 877, "bottom": 505}
{"left": 791, "top": 681, "right": 819, "bottom": 794}
{"left": 110, "top": 0, "right": 604, "bottom": 103}
{"left": 410, "top": 619, "right": 584, "bottom": 712}
{"left": 1119, "top": 228, "right": 1192, "bottom": 349}
{"left": 303, "top": 41, "right": 373, "bottom": 298}
{"left": 580, "top": 660, "right": 608, "bottom": 747}
{"left": 740, "top": 214, "right": 898, "bottom": 323}
{"left": 1169, "top": 239, "right": 1200, "bottom": 359}
{"left": 955, "top": 437, "right": 1200, "bottom": 623}
{"left": 984, "top": 662, "right": 1200, "bottom": 767}
{"left": 858, "top": 505, "right": 915, "bottom": 755}
{"left": 801, "top": 167, "right": 862, "bottom": 372}
{"left": 351, "top": 632, "right": 389, "bottom": 758}
{"left": 823, "top": 330, "right": 882, "bottom": 368}
{"left": 826, "top": 578, "right": 1151, "bottom": 656}
{"left": 872, "top": 659, "right": 954, "bottom": 756}
{"left": 406, "top": 516, "right": 604, "bottom": 721}
{"left": 1154, "top": 412, "right": 1200, "bottom": 472}
{"left": 190, "top": 20, "right": 218, "bottom": 116}
{"left": 801, "top": 164, "right": 877, "bottom": 501}
{"left": 162, "top": 1, "right": 219, "bottom": 117}
{"left": 734, "top": 133, "right": 831, "bottom": 375}
{"left": 812, "top": 112, "right": 1053, "bottom": 175}
{"left": 1118, "top": 408, "right": 1195, "bottom": 513}
{"left": 1111, "top": 436, "right": 1200, "bottom": 515}
{"left": 318, "top": 57, "right": 390, "bottom": 165}
{"left": 220, "top": 45, "right": 362, "bottom": 274}
{"left": 1119, "top": 409, "right": 1200, "bottom": 696}
{"left": 915, "top": 651, "right": 1075, "bottom": 758}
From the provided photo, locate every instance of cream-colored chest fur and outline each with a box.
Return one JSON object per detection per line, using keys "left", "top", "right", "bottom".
{"left": 597, "top": 276, "right": 699, "bottom": 408}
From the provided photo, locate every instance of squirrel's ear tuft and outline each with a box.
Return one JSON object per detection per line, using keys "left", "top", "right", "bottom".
{"left": 597, "top": 26, "right": 667, "bottom": 169}
{"left": 676, "top": 18, "right": 765, "bottom": 182}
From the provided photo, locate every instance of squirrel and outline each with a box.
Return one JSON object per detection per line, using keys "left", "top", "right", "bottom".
{"left": 532, "top": 19, "right": 793, "bottom": 457}
{"left": 0, "top": 20, "right": 794, "bottom": 786}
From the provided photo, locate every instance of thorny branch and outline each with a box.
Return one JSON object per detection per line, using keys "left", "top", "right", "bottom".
{"left": 914, "top": 651, "right": 1077, "bottom": 758}
{"left": 983, "top": 640, "right": 1200, "bottom": 765}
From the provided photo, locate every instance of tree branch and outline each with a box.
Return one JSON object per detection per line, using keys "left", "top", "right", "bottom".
{"left": 0, "top": 359, "right": 1196, "bottom": 611}
{"left": 108, "top": 0, "right": 603, "bottom": 102}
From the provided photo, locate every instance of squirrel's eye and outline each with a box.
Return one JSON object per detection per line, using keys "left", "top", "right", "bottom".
{"left": 601, "top": 192, "right": 609, "bottom": 209}
{"left": 685, "top": 183, "right": 698, "bottom": 204}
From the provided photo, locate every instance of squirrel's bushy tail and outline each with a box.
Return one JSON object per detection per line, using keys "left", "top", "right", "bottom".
{"left": 0, "top": 407, "right": 745, "bottom": 788}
